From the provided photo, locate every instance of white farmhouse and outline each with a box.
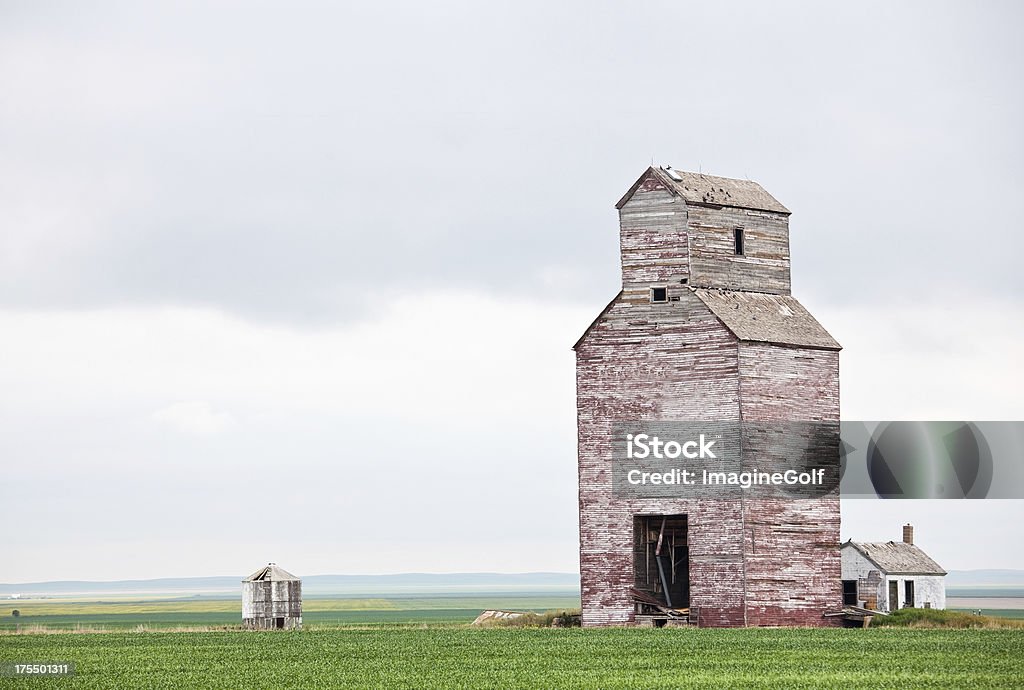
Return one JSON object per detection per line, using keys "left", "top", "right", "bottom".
{"left": 841, "top": 524, "right": 946, "bottom": 612}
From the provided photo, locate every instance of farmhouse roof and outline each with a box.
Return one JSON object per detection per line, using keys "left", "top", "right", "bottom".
{"left": 844, "top": 541, "right": 947, "bottom": 576}
{"left": 616, "top": 167, "right": 790, "bottom": 214}
{"left": 243, "top": 563, "right": 300, "bottom": 582}
{"left": 693, "top": 289, "right": 841, "bottom": 351}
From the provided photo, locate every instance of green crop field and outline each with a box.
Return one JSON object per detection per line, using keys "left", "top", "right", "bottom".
{"left": 951, "top": 609, "right": 1024, "bottom": 620}
{"left": 1, "top": 628, "right": 1022, "bottom": 689}
{"left": 0, "top": 596, "right": 581, "bottom": 631}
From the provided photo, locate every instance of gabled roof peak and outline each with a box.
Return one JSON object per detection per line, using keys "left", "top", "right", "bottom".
{"left": 616, "top": 166, "right": 790, "bottom": 214}
{"left": 843, "top": 540, "right": 946, "bottom": 576}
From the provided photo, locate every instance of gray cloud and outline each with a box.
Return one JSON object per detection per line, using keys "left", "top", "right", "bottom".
{"left": 1, "top": 0, "right": 1021, "bottom": 326}
{"left": 1, "top": 1, "right": 1022, "bottom": 582}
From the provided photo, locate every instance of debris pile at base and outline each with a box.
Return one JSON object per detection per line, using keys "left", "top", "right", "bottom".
{"left": 472, "top": 610, "right": 526, "bottom": 626}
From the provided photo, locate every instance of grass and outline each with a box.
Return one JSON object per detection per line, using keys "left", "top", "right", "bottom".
{"left": 0, "top": 627, "right": 1021, "bottom": 689}
{"left": 872, "top": 608, "right": 1024, "bottom": 629}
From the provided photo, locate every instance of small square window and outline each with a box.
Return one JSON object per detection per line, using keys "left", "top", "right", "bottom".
{"left": 651, "top": 287, "right": 668, "bottom": 303}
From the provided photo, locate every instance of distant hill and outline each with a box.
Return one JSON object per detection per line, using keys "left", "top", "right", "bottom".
{"left": 4, "top": 570, "right": 1019, "bottom": 599}
{"left": 0, "top": 572, "right": 581, "bottom": 598}
{"left": 946, "top": 570, "right": 1024, "bottom": 586}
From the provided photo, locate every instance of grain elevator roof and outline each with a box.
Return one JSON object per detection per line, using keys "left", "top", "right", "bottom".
{"left": 693, "top": 288, "right": 841, "bottom": 350}
{"left": 616, "top": 166, "right": 790, "bottom": 214}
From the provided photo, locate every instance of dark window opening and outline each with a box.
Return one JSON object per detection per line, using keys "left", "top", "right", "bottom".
{"left": 734, "top": 228, "right": 745, "bottom": 255}
{"left": 904, "top": 580, "right": 915, "bottom": 608}
{"left": 651, "top": 287, "right": 668, "bottom": 303}
{"left": 842, "top": 580, "right": 858, "bottom": 606}
{"left": 275, "top": 617, "right": 285, "bottom": 629}
{"left": 633, "top": 514, "right": 689, "bottom": 610}
{"left": 679, "top": 278, "right": 688, "bottom": 285}
{"left": 889, "top": 581, "right": 899, "bottom": 610}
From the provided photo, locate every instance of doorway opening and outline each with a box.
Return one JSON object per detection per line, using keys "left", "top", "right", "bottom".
{"left": 633, "top": 514, "right": 689, "bottom": 609}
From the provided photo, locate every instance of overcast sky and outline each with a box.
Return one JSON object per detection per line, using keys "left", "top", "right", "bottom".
{"left": 1, "top": 1, "right": 1022, "bottom": 583}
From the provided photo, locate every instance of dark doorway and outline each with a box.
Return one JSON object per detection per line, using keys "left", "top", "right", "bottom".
{"left": 275, "top": 617, "right": 285, "bottom": 629}
{"left": 842, "top": 580, "right": 858, "bottom": 606}
{"left": 904, "top": 580, "right": 915, "bottom": 608}
{"left": 633, "top": 515, "right": 689, "bottom": 609}
{"left": 888, "top": 581, "right": 899, "bottom": 611}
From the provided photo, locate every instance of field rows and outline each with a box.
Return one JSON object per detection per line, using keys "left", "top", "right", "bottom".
{"left": 1, "top": 628, "right": 1022, "bottom": 689}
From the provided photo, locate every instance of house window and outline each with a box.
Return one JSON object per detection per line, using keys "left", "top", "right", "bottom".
{"left": 842, "top": 580, "right": 858, "bottom": 606}
{"left": 734, "top": 228, "right": 745, "bottom": 255}
{"left": 651, "top": 287, "right": 668, "bottom": 303}
{"left": 905, "top": 580, "right": 915, "bottom": 608}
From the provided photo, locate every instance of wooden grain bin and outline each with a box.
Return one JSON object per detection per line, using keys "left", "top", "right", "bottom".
{"left": 242, "top": 563, "right": 302, "bottom": 630}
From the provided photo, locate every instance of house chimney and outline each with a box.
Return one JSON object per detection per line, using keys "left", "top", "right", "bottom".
{"left": 902, "top": 523, "right": 914, "bottom": 545}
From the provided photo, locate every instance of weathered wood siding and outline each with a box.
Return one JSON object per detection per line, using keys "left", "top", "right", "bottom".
{"left": 841, "top": 546, "right": 887, "bottom": 610}
{"left": 687, "top": 205, "right": 791, "bottom": 294}
{"left": 576, "top": 288, "right": 747, "bottom": 626}
{"left": 618, "top": 179, "right": 690, "bottom": 286}
{"left": 615, "top": 171, "right": 790, "bottom": 294}
{"left": 576, "top": 171, "right": 840, "bottom": 627}
{"left": 738, "top": 343, "right": 841, "bottom": 626}
{"left": 242, "top": 580, "right": 303, "bottom": 630}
